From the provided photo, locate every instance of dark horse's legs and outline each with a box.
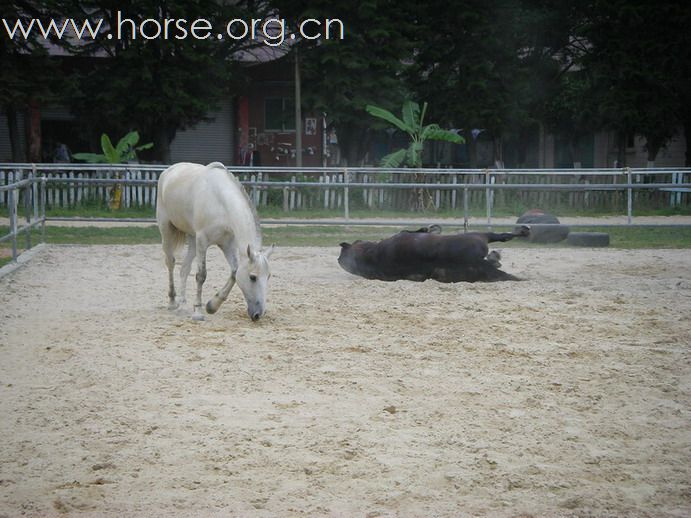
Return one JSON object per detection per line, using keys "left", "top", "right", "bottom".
{"left": 480, "top": 225, "right": 530, "bottom": 243}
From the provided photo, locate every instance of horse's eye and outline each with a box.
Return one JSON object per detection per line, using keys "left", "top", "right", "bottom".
{"left": 249, "top": 274, "right": 257, "bottom": 282}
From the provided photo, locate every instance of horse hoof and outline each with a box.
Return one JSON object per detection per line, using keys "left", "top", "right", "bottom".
{"left": 192, "top": 313, "right": 205, "bottom": 321}
{"left": 167, "top": 302, "right": 179, "bottom": 310}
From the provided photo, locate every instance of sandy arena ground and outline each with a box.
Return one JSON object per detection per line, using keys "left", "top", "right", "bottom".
{"left": 1, "top": 242, "right": 690, "bottom": 516}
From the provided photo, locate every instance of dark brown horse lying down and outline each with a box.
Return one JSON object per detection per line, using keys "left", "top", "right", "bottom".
{"left": 338, "top": 225, "right": 530, "bottom": 282}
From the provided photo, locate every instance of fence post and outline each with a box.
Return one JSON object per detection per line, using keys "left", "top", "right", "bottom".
{"left": 31, "top": 164, "right": 38, "bottom": 222}
{"left": 463, "top": 186, "right": 469, "bottom": 232}
{"left": 626, "top": 167, "right": 633, "bottom": 224}
{"left": 23, "top": 178, "right": 31, "bottom": 250}
{"left": 485, "top": 169, "right": 493, "bottom": 230}
{"left": 8, "top": 186, "right": 17, "bottom": 262}
{"left": 323, "top": 174, "right": 330, "bottom": 209}
{"left": 290, "top": 176, "right": 296, "bottom": 210}
{"left": 41, "top": 176, "right": 47, "bottom": 244}
{"left": 344, "top": 167, "right": 350, "bottom": 221}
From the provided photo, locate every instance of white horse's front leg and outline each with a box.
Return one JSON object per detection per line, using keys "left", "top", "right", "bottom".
{"left": 206, "top": 243, "right": 239, "bottom": 314}
{"left": 178, "top": 235, "right": 196, "bottom": 305}
{"left": 192, "top": 237, "right": 208, "bottom": 321}
{"left": 206, "top": 271, "right": 236, "bottom": 314}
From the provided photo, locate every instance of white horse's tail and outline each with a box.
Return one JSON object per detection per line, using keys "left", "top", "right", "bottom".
{"left": 166, "top": 222, "right": 187, "bottom": 253}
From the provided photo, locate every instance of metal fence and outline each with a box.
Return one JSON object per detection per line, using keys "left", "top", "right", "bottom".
{"left": 2, "top": 164, "right": 690, "bottom": 213}
{"left": 1, "top": 163, "right": 690, "bottom": 264}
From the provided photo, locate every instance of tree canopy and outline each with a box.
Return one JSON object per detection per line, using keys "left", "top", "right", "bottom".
{"left": 270, "top": 0, "right": 416, "bottom": 165}
{"left": 2, "top": 0, "right": 689, "bottom": 165}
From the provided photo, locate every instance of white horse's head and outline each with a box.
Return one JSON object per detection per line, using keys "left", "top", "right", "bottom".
{"left": 236, "top": 244, "right": 273, "bottom": 321}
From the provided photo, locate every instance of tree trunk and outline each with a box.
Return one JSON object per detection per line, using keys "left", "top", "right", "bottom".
{"left": 25, "top": 100, "right": 41, "bottom": 162}
{"left": 492, "top": 134, "right": 504, "bottom": 169}
{"left": 336, "top": 122, "right": 368, "bottom": 166}
{"left": 645, "top": 134, "right": 663, "bottom": 164}
{"left": 153, "top": 125, "right": 174, "bottom": 164}
{"left": 5, "top": 105, "right": 24, "bottom": 162}
{"left": 516, "top": 127, "right": 532, "bottom": 168}
{"left": 684, "top": 120, "right": 691, "bottom": 167}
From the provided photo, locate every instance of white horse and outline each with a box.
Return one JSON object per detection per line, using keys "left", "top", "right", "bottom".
{"left": 156, "top": 162, "right": 273, "bottom": 321}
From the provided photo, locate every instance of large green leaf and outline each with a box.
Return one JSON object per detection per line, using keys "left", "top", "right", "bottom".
{"left": 401, "top": 101, "right": 421, "bottom": 133}
{"left": 421, "top": 125, "right": 465, "bottom": 143}
{"left": 100, "top": 134, "right": 119, "bottom": 163}
{"left": 72, "top": 152, "right": 108, "bottom": 163}
{"left": 365, "top": 105, "right": 412, "bottom": 133}
{"left": 115, "top": 131, "right": 140, "bottom": 160}
{"left": 407, "top": 141, "right": 424, "bottom": 168}
{"left": 379, "top": 148, "right": 407, "bottom": 168}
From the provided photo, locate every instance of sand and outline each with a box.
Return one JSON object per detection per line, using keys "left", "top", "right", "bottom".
{"left": 1, "top": 243, "right": 690, "bottom": 517}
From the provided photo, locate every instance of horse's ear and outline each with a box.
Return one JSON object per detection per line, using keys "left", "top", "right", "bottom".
{"left": 340, "top": 242, "right": 351, "bottom": 249}
{"left": 246, "top": 244, "right": 254, "bottom": 262}
{"left": 264, "top": 244, "right": 275, "bottom": 259}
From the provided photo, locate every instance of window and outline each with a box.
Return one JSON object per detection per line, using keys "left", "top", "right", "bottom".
{"left": 265, "top": 97, "right": 295, "bottom": 131}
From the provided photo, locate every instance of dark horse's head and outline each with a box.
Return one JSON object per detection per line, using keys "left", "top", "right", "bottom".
{"left": 338, "top": 240, "right": 372, "bottom": 277}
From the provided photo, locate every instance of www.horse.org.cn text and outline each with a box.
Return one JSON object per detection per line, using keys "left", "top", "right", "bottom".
{"left": 2, "top": 14, "right": 346, "bottom": 47}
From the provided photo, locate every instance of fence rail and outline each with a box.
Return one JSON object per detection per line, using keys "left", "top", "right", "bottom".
{"left": 1, "top": 165, "right": 689, "bottom": 213}
{"left": 1, "top": 164, "right": 690, "bottom": 265}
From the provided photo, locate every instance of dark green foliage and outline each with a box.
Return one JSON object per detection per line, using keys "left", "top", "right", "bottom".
{"left": 271, "top": 0, "right": 416, "bottom": 165}
{"left": 575, "top": 1, "right": 691, "bottom": 164}
{"left": 64, "top": 0, "right": 270, "bottom": 162}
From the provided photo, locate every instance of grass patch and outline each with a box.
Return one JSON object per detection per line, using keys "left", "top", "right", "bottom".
{"left": 45, "top": 225, "right": 162, "bottom": 245}
{"left": 46, "top": 205, "right": 156, "bottom": 219}
{"left": 41, "top": 201, "right": 691, "bottom": 223}
{"left": 2, "top": 223, "right": 691, "bottom": 251}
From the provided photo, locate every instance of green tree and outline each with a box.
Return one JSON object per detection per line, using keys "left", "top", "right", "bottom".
{"left": 406, "top": 0, "right": 536, "bottom": 167}
{"left": 542, "top": 72, "right": 597, "bottom": 167}
{"left": 365, "top": 100, "right": 464, "bottom": 168}
{"left": 366, "top": 100, "right": 463, "bottom": 209}
{"left": 408, "top": 0, "right": 592, "bottom": 168}
{"left": 577, "top": 1, "right": 688, "bottom": 166}
{"left": 72, "top": 130, "right": 153, "bottom": 208}
{"left": 67, "top": 0, "right": 267, "bottom": 163}
{"left": 72, "top": 130, "right": 152, "bottom": 164}
{"left": 0, "top": 1, "right": 74, "bottom": 161}
{"left": 271, "top": 0, "right": 415, "bottom": 165}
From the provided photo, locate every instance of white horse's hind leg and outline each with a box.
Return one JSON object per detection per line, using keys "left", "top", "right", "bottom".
{"left": 160, "top": 225, "right": 178, "bottom": 310}
{"left": 177, "top": 235, "right": 196, "bottom": 305}
{"left": 192, "top": 235, "right": 209, "bottom": 321}
{"left": 206, "top": 243, "right": 238, "bottom": 314}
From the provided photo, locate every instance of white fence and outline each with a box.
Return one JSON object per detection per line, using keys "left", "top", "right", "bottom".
{"left": 1, "top": 164, "right": 690, "bottom": 213}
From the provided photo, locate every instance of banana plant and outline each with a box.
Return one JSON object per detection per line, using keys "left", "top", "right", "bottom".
{"left": 365, "top": 100, "right": 464, "bottom": 168}
{"left": 73, "top": 131, "right": 153, "bottom": 209}
{"left": 366, "top": 100, "right": 464, "bottom": 209}
{"left": 73, "top": 131, "right": 153, "bottom": 164}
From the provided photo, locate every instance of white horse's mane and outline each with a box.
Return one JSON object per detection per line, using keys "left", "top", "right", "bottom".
{"left": 207, "top": 162, "right": 262, "bottom": 245}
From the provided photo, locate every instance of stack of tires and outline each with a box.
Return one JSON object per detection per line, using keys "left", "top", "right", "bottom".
{"left": 515, "top": 209, "right": 610, "bottom": 247}
{"left": 516, "top": 209, "right": 570, "bottom": 243}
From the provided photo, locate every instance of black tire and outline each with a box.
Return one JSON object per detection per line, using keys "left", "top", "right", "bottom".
{"left": 516, "top": 210, "right": 569, "bottom": 243}
{"left": 567, "top": 232, "right": 610, "bottom": 247}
